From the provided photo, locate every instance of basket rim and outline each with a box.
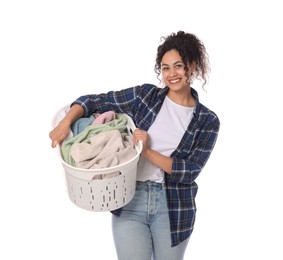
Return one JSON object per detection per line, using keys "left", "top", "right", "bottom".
{"left": 57, "top": 141, "right": 142, "bottom": 173}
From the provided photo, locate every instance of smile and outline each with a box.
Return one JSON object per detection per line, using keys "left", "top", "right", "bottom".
{"left": 169, "top": 79, "right": 181, "bottom": 84}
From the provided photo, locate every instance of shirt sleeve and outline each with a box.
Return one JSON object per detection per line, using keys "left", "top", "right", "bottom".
{"left": 168, "top": 115, "right": 220, "bottom": 184}
{"left": 70, "top": 85, "right": 143, "bottom": 117}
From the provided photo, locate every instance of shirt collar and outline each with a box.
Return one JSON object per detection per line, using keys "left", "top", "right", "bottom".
{"left": 161, "top": 86, "right": 200, "bottom": 118}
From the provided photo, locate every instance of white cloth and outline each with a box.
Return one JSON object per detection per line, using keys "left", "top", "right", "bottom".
{"left": 137, "top": 96, "right": 194, "bottom": 182}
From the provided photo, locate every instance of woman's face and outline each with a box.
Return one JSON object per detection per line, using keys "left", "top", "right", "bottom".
{"left": 161, "top": 49, "right": 192, "bottom": 92}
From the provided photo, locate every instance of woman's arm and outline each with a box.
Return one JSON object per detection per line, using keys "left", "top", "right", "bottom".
{"left": 49, "top": 86, "right": 140, "bottom": 148}
{"left": 49, "top": 104, "right": 84, "bottom": 148}
{"left": 169, "top": 118, "right": 220, "bottom": 184}
{"left": 133, "top": 129, "right": 173, "bottom": 174}
{"left": 134, "top": 115, "right": 220, "bottom": 184}
{"left": 142, "top": 149, "right": 173, "bottom": 175}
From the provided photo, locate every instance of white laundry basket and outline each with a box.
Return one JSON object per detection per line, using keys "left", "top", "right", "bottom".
{"left": 52, "top": 105, "right": 142, "bottom": 212}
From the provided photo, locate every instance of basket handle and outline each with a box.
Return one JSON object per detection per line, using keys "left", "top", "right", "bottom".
{"left": 126, "top": 116, "right": 143, "bottom": 150}
{"left": 92, "top": 171, "right": 121, "bottom": 180}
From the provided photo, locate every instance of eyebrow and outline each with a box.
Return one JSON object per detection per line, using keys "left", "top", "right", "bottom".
{"left": 161, "top": 61, "right": 183, "bottom": 67}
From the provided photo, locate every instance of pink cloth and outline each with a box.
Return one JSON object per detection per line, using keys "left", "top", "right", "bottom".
{"left": 92, "top": 111, "right": 116, "bottom": 125}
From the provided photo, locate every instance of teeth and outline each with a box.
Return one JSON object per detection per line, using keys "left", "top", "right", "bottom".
{"left": 170, "top": 79, "right": 180, "bottom": 83}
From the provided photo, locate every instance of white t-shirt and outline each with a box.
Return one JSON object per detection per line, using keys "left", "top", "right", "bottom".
{"left": 137, "top": 96, "right": 195, "bottom": 182}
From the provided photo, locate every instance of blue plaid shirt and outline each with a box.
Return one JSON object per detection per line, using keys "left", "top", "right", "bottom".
{"left": 72, "top": 84, "right": 220, "bottom": 247}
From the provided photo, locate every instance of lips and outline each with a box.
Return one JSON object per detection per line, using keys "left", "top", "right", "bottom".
{"left": 169, "top": 78, "right": 181, "bottom": 84}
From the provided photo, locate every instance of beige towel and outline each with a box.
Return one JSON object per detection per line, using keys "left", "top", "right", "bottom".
{"left": 70, "top": 129, "right": 136, "bottom": 171}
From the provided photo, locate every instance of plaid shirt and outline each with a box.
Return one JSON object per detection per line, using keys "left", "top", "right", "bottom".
{"left": 72, "top": 84, "right": 220, "bottom": 247}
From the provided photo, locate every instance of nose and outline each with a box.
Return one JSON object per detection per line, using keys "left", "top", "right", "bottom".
{"left": 168, "top": 68, "right": 177, "bottom": 77}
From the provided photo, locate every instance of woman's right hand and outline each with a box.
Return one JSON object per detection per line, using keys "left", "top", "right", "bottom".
{"left": 49, "top": 104, "right": 85, "bottom": 148}
{"left": 49, "top": 121, "right": 71, "bottom": 148}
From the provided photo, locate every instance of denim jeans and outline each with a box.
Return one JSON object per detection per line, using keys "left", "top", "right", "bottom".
{"left": 112, "top": 181, "right": 189, "bottom": 260}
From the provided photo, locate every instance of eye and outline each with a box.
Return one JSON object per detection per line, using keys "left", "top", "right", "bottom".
{"left": 175, "top": 64, "right": 183, "bottom": 69}
{"left": 162, "top": 67, "right": 169, "bottom": 71}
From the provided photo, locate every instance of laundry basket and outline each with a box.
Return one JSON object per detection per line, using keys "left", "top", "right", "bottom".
{"left": 52, "top": 105, "right": 142, "bottom": 212}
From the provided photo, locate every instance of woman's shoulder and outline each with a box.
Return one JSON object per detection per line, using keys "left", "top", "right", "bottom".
{"left": 140, "top": 83, "right": 159, "bottom": 91}
{"left": 198, "top": 102, "right": 220, "bottom": 125}
{"left": 136, "top": 83, "right": 166, "bottom": 97}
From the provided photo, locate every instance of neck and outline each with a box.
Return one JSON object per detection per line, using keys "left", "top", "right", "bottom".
{"left": 167, "top": 87, "right": 195, "bottom": 107}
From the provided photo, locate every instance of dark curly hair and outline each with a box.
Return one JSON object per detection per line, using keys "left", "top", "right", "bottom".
{"left": 155, "top": 31, "right": 210, "bottom": 89}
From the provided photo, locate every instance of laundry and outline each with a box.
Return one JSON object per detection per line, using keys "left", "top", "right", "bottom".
{"left": 92, "top": 111, "right": 116, "bottom": 125}
{"left": 71, "top": 115, "right": 95, "bottom": 136}
{"left": 70, "top": 129, "right": 136, "bottom": 170}
{"left": 61, "top": 113, "right": 130, "bottom": 166}
{"left": 71, "top": 111, "right": 116, "bottom": 136}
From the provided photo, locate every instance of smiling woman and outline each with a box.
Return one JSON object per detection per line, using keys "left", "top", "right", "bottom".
{"left": 161, "top": 49, "right": 196, "bottom": 107}
{"left": 155, "top": 31, "right": 210, "bottom": 89}
{"left": 49, "top": 31, "right": 220, "bottom": 260}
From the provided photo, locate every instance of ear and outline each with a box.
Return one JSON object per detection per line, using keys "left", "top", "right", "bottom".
{"left": 190, "top": 61, "right": 196, "bottom": 73}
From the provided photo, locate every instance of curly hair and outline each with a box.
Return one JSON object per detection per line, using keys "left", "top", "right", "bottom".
{"left": 155, "top": 31, "right": 210, "bottom": 89}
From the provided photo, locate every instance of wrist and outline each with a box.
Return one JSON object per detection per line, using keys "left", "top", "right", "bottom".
{"left": 59, "top": 117, "right": 72, "bottom": 128}
{"left": 141, "top": 147, "right": 151, "bottom": 158}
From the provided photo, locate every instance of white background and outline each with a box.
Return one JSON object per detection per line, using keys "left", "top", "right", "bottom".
{"left": 1, "top": 0, "right": 282, "bottom": 259}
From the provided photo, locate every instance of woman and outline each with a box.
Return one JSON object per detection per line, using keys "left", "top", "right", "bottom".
{"left": 49, "top": 31, "right": 220, "bottom": 260}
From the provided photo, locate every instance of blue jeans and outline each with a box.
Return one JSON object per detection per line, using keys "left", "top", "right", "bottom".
{"left": 112, "top": 181, "right": 189, "bottom": 260}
